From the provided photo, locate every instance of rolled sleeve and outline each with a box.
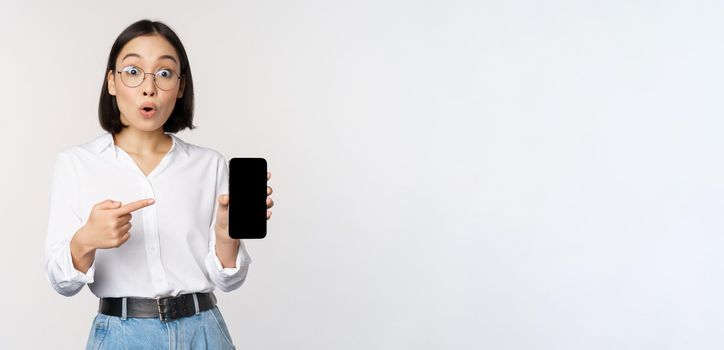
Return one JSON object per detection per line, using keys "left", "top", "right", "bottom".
{"left": 45, "top": 240, "right": 96, "bottom": 296}
{"left": 205, "top": 227, "right": 253, "bottom": 292}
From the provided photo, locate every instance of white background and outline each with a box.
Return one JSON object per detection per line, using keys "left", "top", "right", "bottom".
{"left": 1, "top": 0, "right": 723, "bottom": 349}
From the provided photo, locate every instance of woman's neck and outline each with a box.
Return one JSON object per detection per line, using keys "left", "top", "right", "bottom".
{"left": 113, "top": 128, "right": 172, "bottom": 156}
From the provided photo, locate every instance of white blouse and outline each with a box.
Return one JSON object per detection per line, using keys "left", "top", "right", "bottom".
{"left": 43, "top": 132, "right": 252, "bottom": 298}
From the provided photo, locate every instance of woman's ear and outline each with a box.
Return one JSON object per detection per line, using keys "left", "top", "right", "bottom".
{"left": 177, "top": 77, "right": 185, "bottom": 99}
{"left": 107, "top": 69, "right": 117, "bottom": 96}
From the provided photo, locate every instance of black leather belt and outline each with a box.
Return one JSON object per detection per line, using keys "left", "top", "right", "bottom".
{"left": 99, "top": 292, "right": 217, "bottom": 321}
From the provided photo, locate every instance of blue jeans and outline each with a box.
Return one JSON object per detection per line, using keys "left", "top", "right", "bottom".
{"left": 85, "top": 305, "right": 236, "bottom": 349}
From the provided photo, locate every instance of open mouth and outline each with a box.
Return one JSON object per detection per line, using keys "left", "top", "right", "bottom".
{"left": 140, "top": 105, "right": 157, "bottom": 117}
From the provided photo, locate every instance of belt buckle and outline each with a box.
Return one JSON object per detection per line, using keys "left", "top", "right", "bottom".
{"left": 156, "top": 297, "right": 170, "bottom": 322}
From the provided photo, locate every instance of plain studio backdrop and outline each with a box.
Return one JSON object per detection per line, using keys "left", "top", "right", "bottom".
{"left": 1, "top": 0, "right": 723, "bottom": 349}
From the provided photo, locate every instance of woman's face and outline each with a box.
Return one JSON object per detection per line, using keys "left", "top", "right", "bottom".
{"left": 107, "top": 34, "right": 184, "bottom": 132}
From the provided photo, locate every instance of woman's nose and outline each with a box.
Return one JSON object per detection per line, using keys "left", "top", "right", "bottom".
{"left": 142, "top": 74, "right": 156, "bottom": 96}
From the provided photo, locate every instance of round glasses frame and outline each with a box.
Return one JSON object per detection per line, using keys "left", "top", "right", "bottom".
{"left": 115, "top": 66, "right": 182, "bottom": 91}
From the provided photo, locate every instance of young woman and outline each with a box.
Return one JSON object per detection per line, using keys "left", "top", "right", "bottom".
{"left": 43, "top": 19, "right": 273, "bottom": 349}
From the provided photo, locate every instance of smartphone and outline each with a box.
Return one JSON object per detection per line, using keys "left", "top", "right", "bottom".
{"left": 228, "top": 157, "right": 267, "bottom": 239}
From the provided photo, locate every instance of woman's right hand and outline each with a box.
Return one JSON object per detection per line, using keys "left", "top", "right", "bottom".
{"left": 77, "top": 198, "right": 156, "bottom": 250}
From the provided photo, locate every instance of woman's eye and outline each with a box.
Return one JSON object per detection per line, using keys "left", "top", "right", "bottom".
{"left": 122, "top": 66, "right": 141, "bottom": 75}
{"left": 157, "top": 69, "right": 172, "bottom": 78}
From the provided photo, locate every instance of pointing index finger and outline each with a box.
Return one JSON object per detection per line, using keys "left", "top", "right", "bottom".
{"left": 115, "top": 198, "right": 155, "bottom": 215}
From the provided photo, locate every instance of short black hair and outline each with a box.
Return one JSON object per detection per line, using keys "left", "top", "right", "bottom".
{"left": 99, "top": 19, "right": 196, "bottom": 134}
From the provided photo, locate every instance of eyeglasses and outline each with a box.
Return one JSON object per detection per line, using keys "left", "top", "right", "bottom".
{"left": 115, "top": 65, "right": 181, "bottom": 91}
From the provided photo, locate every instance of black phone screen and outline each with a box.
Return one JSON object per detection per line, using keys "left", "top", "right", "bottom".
{"left": 228, "top": 157, "right": 267, "bottom": 239}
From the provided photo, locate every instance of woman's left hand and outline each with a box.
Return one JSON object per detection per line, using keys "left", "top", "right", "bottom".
{"left": 215, "top": 171, "right": 274, "bottom": 243}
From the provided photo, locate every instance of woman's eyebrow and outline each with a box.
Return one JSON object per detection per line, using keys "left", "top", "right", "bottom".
{"left": 158, "top": 54, "right": 179, "bottom": 64}
{"left": 121, "top": 53, "right": 179, "bottom": 65}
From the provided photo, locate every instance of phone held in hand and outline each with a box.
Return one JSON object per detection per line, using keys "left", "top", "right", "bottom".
{"left": 228, "top": 157, "right": 267, "bottom": 239}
